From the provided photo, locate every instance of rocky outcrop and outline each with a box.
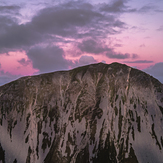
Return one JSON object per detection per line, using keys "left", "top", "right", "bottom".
{"left": 0, "top": 62, "right": 163, "bottom": 163}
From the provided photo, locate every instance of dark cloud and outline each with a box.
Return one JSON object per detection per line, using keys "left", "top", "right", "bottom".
{"left": 132, "top": 53, "right": 139, "bottom": 59}
{"left": 0, "top": 0, "right": 160, "bottom": 54}
{"left": 100, "top": 0, "right": 127, "bottom": 13}
{"left": 0, "top": 20, "right": 42, "bottom": 52}
{"left": 125, "top": 60, "right": 153, "bottom": 63}
{"left": 100, "top": 1, "right": 162, "bottom": 14}
{"left": 78, "top": 39, "right": 112, "bottom": 54}
{"left": 143, "top": 62, "right": 163, "bottom": 83}
{"left": 0, "top": 5, "right": 20, "bottom": 13}
{"left": 106, "top": 52, "right": 130, "bottom": 59}
{"left": 138, "top": 4, "right": 163, "bottom": 13}
{"left": 77, "top": 38, "right": 138, "bottom": 60}
{"left": 26, "top": 43, "right": 97, "bottom": 73}
{"left": 112, "top": 20, "right": 126, "bottom": 28}
{"left": 31, "top": 6, "right": 103, "bottom": 36}
{"left": 0, "top": 1, "right": 126, "bottom": 53}
{"left": 0, "top": 15, "right": 17, "bottom": 30}
{"left": 154, "top": 9, "right": 163, "bottom": 13}
{"left": 31, "top": 2, "right": 125, "bottom": 37}
{"left": 18, "top": 58, "right": 31, "bottom": 66}
{"left": 27, "top": 45, "right": 71, "bottom": 73}
{"left": 100, "top": 0, "right": 136, "bottom": 13}
{"left": 138, "top": 5, "right": 153, "bottom": 13}
{"left": 57, "top": 1, "right": 94, "bottom": 10}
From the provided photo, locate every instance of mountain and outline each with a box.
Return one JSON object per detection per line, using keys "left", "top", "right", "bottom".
{"left": 0, "top": 62, "right": 163, "bottom": 163}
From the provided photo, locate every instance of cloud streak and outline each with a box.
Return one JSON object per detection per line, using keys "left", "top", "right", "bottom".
{"left": 125, "top": 60, "right": 153, "bottom": 63}
{"left": 106, "top": 52, "right": 130, "bottom": 59}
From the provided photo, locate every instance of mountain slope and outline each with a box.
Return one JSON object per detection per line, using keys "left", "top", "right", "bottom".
{"left": 0, "top": 62, "right": 163, "bottom": 163}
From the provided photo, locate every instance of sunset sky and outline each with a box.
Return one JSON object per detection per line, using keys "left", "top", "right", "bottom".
{"left": 0, "top": 0, "right": 163, "bottom": 85}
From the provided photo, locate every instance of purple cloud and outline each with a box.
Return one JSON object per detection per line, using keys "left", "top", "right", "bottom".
{"left": 143, "top": 62, "right": 163, "bottom": 83}
{"left": 0, "top": 70, "right": 20, "bottom": 86}
{"left": 106, "top": 52, "right": 130, "bottom": 59}
{"left": 78, "top": 39, "right": 112, "bottom": 54}
{"left": 73, "top": 55, "right": 97, "bottom": 68}
{"left": 27, "top": 45, "right": 72, "bottom": 73}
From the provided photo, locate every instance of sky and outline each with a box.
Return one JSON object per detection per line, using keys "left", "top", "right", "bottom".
{"left": 0, "top": 0, "right": 163, "bottom": 85}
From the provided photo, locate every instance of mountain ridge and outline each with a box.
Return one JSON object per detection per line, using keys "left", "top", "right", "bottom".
{"left": 1, "top": 62, "right": 162, "bottom": 87}
{"left": 0, "top": 62, "right": 163, "bottom": 163}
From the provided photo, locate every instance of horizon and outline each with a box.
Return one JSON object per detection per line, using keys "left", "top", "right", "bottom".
{"left": 0, "top": 0, "right": 163, "bottom": 85}
{"left": 0, "top": 62, "right": 162, "bottom": 86}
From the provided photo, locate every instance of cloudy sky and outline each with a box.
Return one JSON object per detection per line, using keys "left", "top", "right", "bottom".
{"left": 0, "top": 0, "right": 163, "bottom": 85}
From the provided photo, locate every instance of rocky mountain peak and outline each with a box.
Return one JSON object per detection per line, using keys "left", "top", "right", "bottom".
{"left": 0, "top": 62, "right": 163, "bottom": 163}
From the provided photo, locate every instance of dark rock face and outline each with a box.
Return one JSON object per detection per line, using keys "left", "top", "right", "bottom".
{"left": 0, "top": 143, "right": 5, "bottom": 163}
{"left": 0, "top": 62, "right": 163, "bottom": 163}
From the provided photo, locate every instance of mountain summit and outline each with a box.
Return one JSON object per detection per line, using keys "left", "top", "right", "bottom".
{"left": 0, "top": 62, "right": 163, "bottom": 163}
